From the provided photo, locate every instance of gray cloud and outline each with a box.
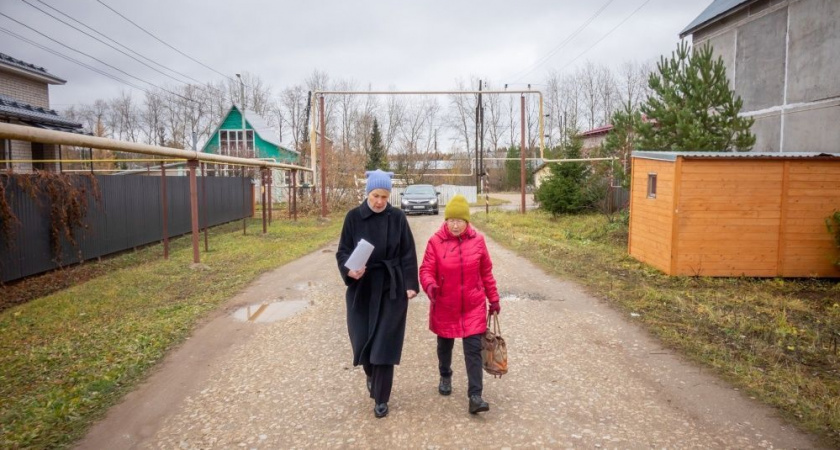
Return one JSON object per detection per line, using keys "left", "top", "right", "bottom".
{"left": 1, "top": 0, "right": 709, "bottom": 107}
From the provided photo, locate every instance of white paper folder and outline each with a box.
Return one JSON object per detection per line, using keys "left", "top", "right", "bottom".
{"left": 344, "top": 238, "right": 374, "bottom": 271}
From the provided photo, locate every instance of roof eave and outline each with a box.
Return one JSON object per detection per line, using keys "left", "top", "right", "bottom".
{"left": 0, "top": 64, "right": 66, "bottom": 85}
{"left": 679, "top": 0, "right": 756, "bottom": 39}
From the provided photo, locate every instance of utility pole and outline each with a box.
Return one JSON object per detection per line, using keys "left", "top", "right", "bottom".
{"left": 474, "top": 85, "right": 480, "bottom": 193}
{"left": 479, "top": 80, "right": 484, "bottom": 194}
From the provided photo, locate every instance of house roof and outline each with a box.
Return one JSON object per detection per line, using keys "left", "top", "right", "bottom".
{"left": 206, "top": 105, "right": 298, "bottom": 155}
{"left": 0, "top": 52, "right": 66, "bottom": 84}
{"left": 578, "top": 124, "right": 614, "bottom": 138}
{"left": 680, "top": 0, "right": 753, "bottom": 38}
{"left": 0, "top": 94, "right": 87, "bottom": 134}
{"left": 633, "top": 151, "right": 840, "bottom": 161}
{"left": 241, "top": 109, "right": 297, "bottom": 154}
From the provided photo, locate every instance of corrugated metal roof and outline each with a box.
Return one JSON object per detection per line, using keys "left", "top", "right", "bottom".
{"left": 680, "top": 0, "right": 753, "bottom": 37}
{"left": 0, "top": 52, "right": 66, "bottom": 84}
{"left": 633, "top": 151, "right": 840, "bottom": 161}
{"left": 579, "top": 124, "right": 613, "bottom": 137}
{"left": 241, "top": 109, "right": 298, "bottom": 154}
{"left": 0, "top": 94, "right": 86, "bottom": 132}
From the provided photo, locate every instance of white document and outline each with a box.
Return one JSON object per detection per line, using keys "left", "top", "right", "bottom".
{"left": 344, "top": 238, "right": 374, "bottom": 271}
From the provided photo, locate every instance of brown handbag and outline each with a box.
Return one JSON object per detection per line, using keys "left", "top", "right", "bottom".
{"left": 481, "top": 312, "right": 508, "bottom": 378}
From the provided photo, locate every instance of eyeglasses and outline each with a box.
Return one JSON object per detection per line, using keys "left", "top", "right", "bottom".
{"left": 446, "top": 219, "right": 466, "bottom": 226}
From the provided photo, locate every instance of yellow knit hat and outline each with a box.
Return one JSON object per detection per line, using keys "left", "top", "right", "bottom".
{"left": 444, "top": 194, "right": 470, "bottom": 222}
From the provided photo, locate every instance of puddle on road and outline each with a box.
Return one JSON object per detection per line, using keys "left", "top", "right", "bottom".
{"left": 232, "top": 299, "right": 308, "bottom": 323}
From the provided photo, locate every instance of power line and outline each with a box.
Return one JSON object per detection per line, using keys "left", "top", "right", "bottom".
{"left": 95, "top": 0, "right": 234, "bottom": 82}
{"left": 0, "top": 11, "right": 199, "bottom": 103}
{"left": 0, "top": 26, "right": 150, "bottom": 94}
{"left": 24, "top": 0, "right": 229, "bottom": 98}
{"left": 508, "top": 0, "right": 617, "bottom": 83}
{"left": 556, "top": 0, "right": 655, "bottom": 73}
{"left": 21, "top": 0, "right": 194, "bottom": 86}
{"left": 29, "top": 0, "right": 201, "bottom": 83}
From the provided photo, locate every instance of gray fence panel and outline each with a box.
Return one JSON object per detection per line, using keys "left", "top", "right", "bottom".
{"left": 1, "top": 174, "right": 250, "bottom": 283}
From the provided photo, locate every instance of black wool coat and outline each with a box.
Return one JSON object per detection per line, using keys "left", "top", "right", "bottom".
{"left": 336, "top": 200, "right": 419, "bottom": 366}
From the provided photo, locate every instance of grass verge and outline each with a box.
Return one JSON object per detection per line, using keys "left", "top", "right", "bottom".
{"left": 469, "top": 196, "right": 509, "bottom": 207}
{"left": 472, "top": 210, "right": 840, "bottom": 447}
{"left": 0, "top": 216, "right": 342, "bottom": 449}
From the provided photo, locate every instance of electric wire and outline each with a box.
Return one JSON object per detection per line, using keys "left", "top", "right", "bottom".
{"left": 508, "top": 0, "right": 617, "bottom": 84}
{"left": 25, "top": 0, "right": 230, "bottom": 98}
{"left": 95, "top": 0, "right": 234, "bottom": 82}
{"left": 0, "top": 26, "right": 150, "bottom": 94}
{"left": 556, "top": 0, "right": 654, "bottom": 73}
{"left": 26, "top": 0, "right": 197, "bottom": 85}
{"left": 0, "top": 11, "right": 200, "bottom": 103}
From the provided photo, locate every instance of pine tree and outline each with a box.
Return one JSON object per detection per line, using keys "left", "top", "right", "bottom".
{"left": 365, "top": 118, "right": 388, "bottom": 171}
{"left": 601, "top": 103, "right": 642, "bottom": 189}
{"left": 638, "top": 41, "right": 755, "bottom": 152}
{"left": 535, "top": 136, "right": 589, "bottom": 217}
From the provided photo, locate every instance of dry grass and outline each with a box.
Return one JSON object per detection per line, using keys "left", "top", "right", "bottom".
{"left": 473, "top": 210, "right": 840, "bottom": 447}
{"left": 0, "top": 216, "right": 343, "bottom": 449}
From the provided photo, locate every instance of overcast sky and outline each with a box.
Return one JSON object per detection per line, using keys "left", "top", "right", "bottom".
{"left": 2, "top": 0, "right": 709, "bottom": 109}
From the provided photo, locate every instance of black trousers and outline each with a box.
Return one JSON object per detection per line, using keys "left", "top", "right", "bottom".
{"left": 437, "top": 333, "right": 483, "bottom": 397}
{"left": 363, "top": 363, "right": 394, "bottom": 404}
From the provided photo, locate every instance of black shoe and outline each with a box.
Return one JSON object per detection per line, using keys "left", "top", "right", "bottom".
{"left": 374, "top": 402, "right": 389, "bottom": 418}
{"left": 366, "top": 376, "right": 372, "bottom": 396}
{"left": 468, "top": 395, "right": 489, "bottom": 414}
{"left": 438, "top": 376, "right": 452, "bottom": 396}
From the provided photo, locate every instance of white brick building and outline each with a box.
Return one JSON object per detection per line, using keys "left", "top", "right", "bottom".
{"left": 0, "top": 52, "right": 87, "bottom": 172}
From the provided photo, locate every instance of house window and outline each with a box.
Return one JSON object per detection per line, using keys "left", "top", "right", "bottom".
{"left": 1, "top": 139, "right": 8, "bottom": 170}
{"left": 219, "top": 129, "right": 254, "bottom": 156}
{"left": 647, "top": 173, "right": 657, "bottom": 198}
{"left": 32, "top": 142, "right": 46, "bottom": 171}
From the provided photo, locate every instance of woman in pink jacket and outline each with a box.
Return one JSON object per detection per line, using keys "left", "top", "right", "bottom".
{"left": 419, "top": 194, "right": 501, "bottom": 414}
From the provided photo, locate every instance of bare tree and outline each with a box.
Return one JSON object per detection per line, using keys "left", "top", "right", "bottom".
{"left": 579, "top": 62, "right": 599, "bottom": 131}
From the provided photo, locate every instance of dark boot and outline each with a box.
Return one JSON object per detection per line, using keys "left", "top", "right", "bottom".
{"left": 374, "top": 402, "right": 389, "bottom": 418}
{"left": 468, "top": 395, "right": 489, "bottom": 414}
{"left": 438, "top": 376, "right": 452, "bottom": 396}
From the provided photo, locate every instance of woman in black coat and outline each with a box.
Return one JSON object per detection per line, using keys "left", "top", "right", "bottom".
{"left": 336, "top": 170, "right": 419, "bottom": 418}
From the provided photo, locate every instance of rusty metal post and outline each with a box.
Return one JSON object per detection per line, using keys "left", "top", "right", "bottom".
{"left": 188, "top": 159, "right": 200, "bottom": 263}
{"left": 292, "top": 169, "right": 298, "bottom": 222}
{"left": 520, "top": 95, "right": 526, "bottom": 214}
{"left": 201, "top": 162, "right": 208, "bottom": 252}
{"left": 288, "top": 171, "right": 292, "bottom": 220}
{"left": 242, "top": 169, "right": 247, "bottom": 235}
{"left": 160, "top": 162, "right": 169, "bottom": 259}
{"left": 267, "top": 169, "right": 273, "bottom": 226}
{"left": 261, "top": 167, "right": 268, "bottom": 234}
{"left": 319, "top": 95, "right": 327, "bottom": 218}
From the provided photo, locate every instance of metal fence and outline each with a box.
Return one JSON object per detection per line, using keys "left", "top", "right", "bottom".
{"left": 0, "top": 174, "right": 252, "bottom": 283}
{"left": 388, "top": 184, "right": 478, "bottom": 206}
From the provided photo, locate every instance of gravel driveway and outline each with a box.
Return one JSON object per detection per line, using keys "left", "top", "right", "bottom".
{"left": 77, "top": 212, "right": 820, "bottom": 449}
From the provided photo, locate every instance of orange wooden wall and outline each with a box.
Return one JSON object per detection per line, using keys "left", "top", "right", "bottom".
{"left": 779, "top": 161, "right": 840, "bottom": 276}
{"left": 629, "top": 157, "right": 840, "bottom": 277}
{"left": 628, "top": 158, "right": 676, "bottom": 274}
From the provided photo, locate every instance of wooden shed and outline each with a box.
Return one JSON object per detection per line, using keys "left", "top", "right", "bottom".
{"left": 628, "top": 151, "right": 840, "bottom": 277}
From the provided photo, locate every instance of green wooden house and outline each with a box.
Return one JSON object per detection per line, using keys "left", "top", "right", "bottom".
{"left": 202, "top": 105, "right": 298, "bottom": 164}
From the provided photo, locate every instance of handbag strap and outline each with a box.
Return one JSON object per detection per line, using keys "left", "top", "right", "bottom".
{"left": 487, "top": 311, "right": 502, "bottom": 335}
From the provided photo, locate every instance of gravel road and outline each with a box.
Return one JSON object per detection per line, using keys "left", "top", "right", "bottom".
{"left": 77, "top": 210, "right": 820, "bottom": 449}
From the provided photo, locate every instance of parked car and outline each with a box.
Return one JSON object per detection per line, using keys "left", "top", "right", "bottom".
{"left": 400, "top": 184, "right": 440, "bottom": 215}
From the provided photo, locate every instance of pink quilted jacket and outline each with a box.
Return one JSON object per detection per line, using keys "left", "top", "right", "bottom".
{"left": 419, "top": 222, "right": 500, "bottom": 338}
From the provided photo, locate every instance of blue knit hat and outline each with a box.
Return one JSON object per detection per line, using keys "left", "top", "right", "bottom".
{"left": 365, "top": 169, "right": 394, "bottom": 194}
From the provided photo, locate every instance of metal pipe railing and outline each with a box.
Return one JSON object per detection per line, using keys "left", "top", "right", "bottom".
{"left": 0, "top": 122, "right": 311, "bottom": 266}
{"left": 0, "top": 122, "right": 311, "bottom": 172}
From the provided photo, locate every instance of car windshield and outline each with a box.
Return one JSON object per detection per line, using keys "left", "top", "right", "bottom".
{"left": 405, "top": 185, "right": 435, "bottom": 195}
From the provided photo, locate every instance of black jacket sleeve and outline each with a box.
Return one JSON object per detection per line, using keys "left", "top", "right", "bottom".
{"left": 399, "top": 213, "right": 420, "bottom": 292}
{"left": 336, "top": 209, "right": 356, "bottom": 286}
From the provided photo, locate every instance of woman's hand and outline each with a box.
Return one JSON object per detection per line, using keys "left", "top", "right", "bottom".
{"left": 406, "top": 290, "right": 417, "bottom": 299}
{"left": 348, "top": 268, "right": 365, "bottom": 280}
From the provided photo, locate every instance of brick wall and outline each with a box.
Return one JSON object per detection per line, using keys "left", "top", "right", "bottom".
{"left": 0, "top": 71, "right": 50, "bottom": 108}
